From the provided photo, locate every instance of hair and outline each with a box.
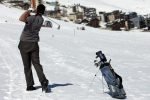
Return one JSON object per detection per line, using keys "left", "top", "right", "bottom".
{"left": 36, "top": 4, "right": 45, "bottom": 15}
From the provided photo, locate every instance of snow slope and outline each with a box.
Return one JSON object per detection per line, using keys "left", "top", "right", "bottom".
{"left": 46, "top": 0, "right": 150, "bottom": 15}
{"left": 0, "top": 4, "right": 150, "bottom": 100}
{"left": 0, "top": 4, "right": 24, "bottom": 24}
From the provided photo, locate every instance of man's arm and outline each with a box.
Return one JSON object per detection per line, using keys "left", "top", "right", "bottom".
{"left": 19, "top": 11, "right": 31, "bottom": 22}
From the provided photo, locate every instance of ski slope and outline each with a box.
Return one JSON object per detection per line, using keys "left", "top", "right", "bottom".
{"left": 0, "top": 3, "right": 150, "bottom": 100}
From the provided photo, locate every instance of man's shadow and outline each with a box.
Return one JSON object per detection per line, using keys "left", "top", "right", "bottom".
{"left": 50, "top": 83, "right": 73, "bottom": 88}
{"left": 35, "top": 83, "right": 73, "bottom": 93}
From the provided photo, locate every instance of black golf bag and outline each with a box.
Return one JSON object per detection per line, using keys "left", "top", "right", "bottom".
{"left": 94, "top": 51, "right": 126, "bottom": 99}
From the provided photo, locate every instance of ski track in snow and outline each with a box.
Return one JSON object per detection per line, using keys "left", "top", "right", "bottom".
{"left": 0, "top": 38, "right": 25, "bottom": 100}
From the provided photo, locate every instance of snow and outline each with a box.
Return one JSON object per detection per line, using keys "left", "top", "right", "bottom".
{"left": 0, "top": 3, "right": 150, "bottom": 100}
{"left": 0, "top": 4, "right": 24, "bottom": 24}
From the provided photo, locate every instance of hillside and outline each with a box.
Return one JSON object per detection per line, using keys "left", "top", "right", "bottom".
{"left": 56, "top": 0, "right": 150, "bottom": 15}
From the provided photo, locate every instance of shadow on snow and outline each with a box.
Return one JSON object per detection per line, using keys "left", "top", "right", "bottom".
{"left": 35, "top": 83, "right": 73, "bottom": 93}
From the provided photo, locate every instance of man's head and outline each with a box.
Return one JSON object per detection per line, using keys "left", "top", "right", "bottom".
{"left": 36, "top": 4, "right": 45, "bottom": 15}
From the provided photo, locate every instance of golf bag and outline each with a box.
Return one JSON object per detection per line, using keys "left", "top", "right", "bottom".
{"left": 94, "top": 51, "right": 126, "bottom": 99}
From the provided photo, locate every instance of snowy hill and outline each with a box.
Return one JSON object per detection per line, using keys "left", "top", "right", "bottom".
{"left": 49, "top": 0, "right": 150, "bottom": 15}
{"left": 0, "top": 3, "right": 150, "bottom": 100}
{"left": 0, "top": 4, "right": 24, "bottom": 24}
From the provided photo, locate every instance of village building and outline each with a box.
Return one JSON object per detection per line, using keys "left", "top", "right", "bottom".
{"left": 99, "top": 12, "right": 108, "bottom": 22}
{"left": 125, "top": 12, "right": 146, "bottom": 29}
{"left": 143, "top": 14, "right": 150, "bottom": 30}
{"left": 61, "top": 5, "right": 67, "bottom": 17}
{"left": 106, "top": 10, "right": 121, "bottom": 22}
{"left": 87, "top": 18, "right": 100, "bottom": 28}
{"left": 44, "top": 1, "right": 61, "bottom": 19}
{"left": 67, "top": 4, "right": 84, "bottom": 22}
{"left": 84, "top": 8, "right": 97, "bottom": 19}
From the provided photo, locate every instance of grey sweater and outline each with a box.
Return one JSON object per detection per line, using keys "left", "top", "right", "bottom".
{"left": 20, "top": 15, "right": 44, "bottom": 42}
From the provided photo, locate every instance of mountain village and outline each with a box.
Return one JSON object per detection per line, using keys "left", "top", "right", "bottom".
{"left": 1, "top": 0, "right": 150, "bottom": 31}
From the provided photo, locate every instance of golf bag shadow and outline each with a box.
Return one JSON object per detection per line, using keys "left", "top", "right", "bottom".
{"left": 94, "top": 51, "right": 126, "bottom": 99}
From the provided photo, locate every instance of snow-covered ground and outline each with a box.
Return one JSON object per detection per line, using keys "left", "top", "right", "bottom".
{"left": 0, "top": 3, "right": 150, "bottom": 100}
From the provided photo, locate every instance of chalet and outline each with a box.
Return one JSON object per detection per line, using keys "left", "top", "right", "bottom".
{"left": 125, "top": 12, "right": 146, "bottom": 29}
{"left": 87, "top": 18, "right": 100, "bottom": 28}
{"left": 99, "top": 12, "right": 108, "bottom": 22}
{"left": 67, "top": 4, "right": 84, "bottom": 22}
{"left": 130, "top": 15, "right": 145, "bottom": 28}
{"left": 112, "top": 21, "right": 121, "bottom": 31}
{"left": 84, "top": 8, "right": 97, "bottom": 19}
{"left": 143, "top": 14, "right": 150, "bottom": 32}
{"left": 108, "top": 13, "right": 115, "bottom": 22}
{"left": 107, "top": 10, "right": 121, "bottom": 22}
{"left": 44, "top": 1, "right": 61, "bottom": 19}
{"left": 107, "top": 20, "right": 123, "bottom": 31}
{"left": 101, "top": 10, "right": 125, "bottom": 30}
{"left": 103, "top": 11, "right": 147, "bottom": 30}
{"left": 61, "top": 6, "right": 67, "bottom": 17}
{"left": 143, "top": 14, "right": 150, "bottom": 30}
{"left": 68, "top": 13, "right": 76, "bottom": 21}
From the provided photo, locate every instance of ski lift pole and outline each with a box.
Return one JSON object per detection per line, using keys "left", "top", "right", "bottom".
{"left": 45, "top": 16, "right": 60, "bottom": 30}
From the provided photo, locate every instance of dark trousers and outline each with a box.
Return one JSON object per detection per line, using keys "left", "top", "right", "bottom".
{"left": 18, "top": 41, "right": 47, "bottom": 87}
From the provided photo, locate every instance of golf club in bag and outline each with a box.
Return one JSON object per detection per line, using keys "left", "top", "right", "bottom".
{"left": 94, "top": 51, "right": 126, "bottom": 99}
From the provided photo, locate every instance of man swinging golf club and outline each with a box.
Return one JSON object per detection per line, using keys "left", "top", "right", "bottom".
{"left": 18, "top": 4, "right": 49, "bottom": 92}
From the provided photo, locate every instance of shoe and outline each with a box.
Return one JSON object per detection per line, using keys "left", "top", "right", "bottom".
{"left": 26, "top": 86, "right": 36, "bottom": 91}
{"left": 41, "top": 80, "right": 49, "bottom": 92}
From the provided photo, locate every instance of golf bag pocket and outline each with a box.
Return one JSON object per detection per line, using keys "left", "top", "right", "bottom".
{"left": 100, "top": 63, "right": 117, "bottom": 86}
